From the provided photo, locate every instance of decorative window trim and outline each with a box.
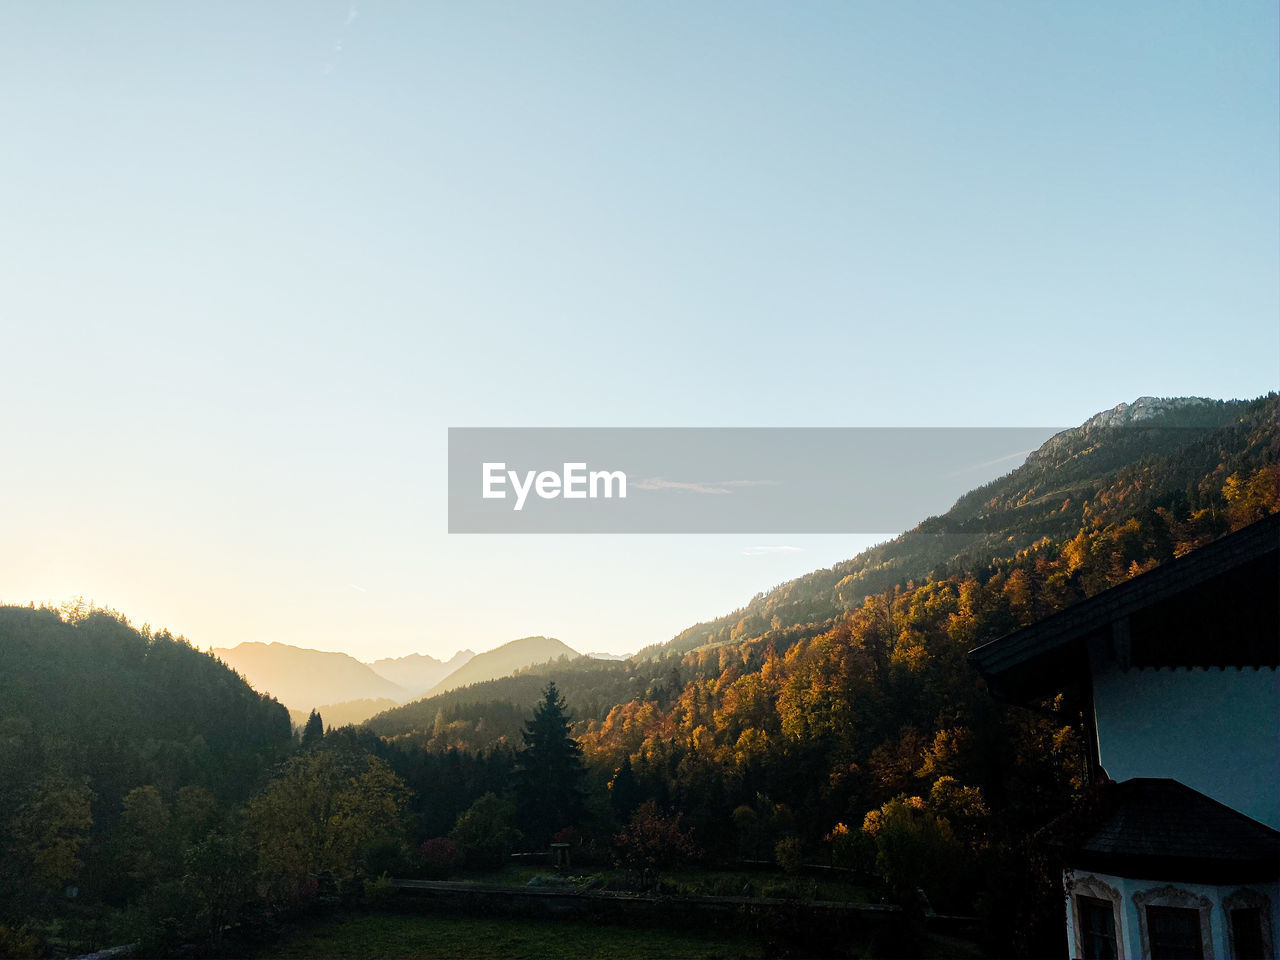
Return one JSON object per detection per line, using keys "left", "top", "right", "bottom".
{"left": 1133, "top": 884, "right": 1213, "bottom": 960}
{"left": 1223, "top": 887, "right": 1274, "bottom": 960}
{"left": 1068, "top": 872, "right": 1125, "bottom": 960}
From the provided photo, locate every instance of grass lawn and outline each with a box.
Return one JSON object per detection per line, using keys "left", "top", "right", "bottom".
{"left": 260, "top": 911, "right": 766, "bottom": 959}
{"left": 652, "top": 870, "right": 875, "bottom": 904}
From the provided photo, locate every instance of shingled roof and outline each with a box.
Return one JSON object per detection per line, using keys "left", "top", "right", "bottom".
{"left": 1041, "top": 777, "right": 1280, "bottom": 883}
{"left": 967, "top": 513, "right": 1280, "bottom": 702}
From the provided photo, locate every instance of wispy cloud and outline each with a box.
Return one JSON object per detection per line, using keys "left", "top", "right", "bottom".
{"left": 631, "top": 477, "right": 777, "bottom": 496}
{"left": 349, "top": 584, "right": 367, "bottom": 593}
{"left": 742, "top": 545, "right": 803, "bottom": 557}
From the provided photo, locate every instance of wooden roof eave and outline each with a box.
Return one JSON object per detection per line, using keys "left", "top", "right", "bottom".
{"left": 967, "top": 514, "right": 1280, "bottom": 704}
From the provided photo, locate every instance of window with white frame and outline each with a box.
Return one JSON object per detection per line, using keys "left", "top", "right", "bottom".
{"left": 1223, "top": 888, "right": 1274, "bottom": 960}
{"left": 1146, "top": 905, "right": 1203, "bottom": 960}
{"left": 1068, "top": 874, "right": 1125, "bottom": 960}
{"left": 1077, "top": 895, "right": 1119, "bottom": 959}
{"left": 1133, "top": 885, "right": 1213, "bottom": 960}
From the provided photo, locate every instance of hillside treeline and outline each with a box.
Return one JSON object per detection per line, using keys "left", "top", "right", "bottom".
{"left": 641, "top": 395, "right": 1277, "bottom": 658}
{"left": 0, "top": 608, "right": 415, "bottom": 957}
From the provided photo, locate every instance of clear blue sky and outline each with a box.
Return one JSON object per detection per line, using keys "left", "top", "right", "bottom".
{"left": 2, "top": 2, "right": 1276, "bottom": 660}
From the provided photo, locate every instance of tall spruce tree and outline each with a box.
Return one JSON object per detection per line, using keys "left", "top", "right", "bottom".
{"left": 301, "top": 709, "right": 324, "bottom": 745}
{"left": 514, "top": 682, "right": 585, "bottom": 845}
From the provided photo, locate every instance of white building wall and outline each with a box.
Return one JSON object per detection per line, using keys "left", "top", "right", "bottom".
{"left": 1064, "top": 868, "right": 1279, "bottom": 959}
{"left": 1089, "top": 664, "right": 1280, "bottom": 828}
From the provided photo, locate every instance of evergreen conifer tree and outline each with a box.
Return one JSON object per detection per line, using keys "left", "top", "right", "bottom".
{"left": 514, "top": 682, "right": 584, "bottom": 845}
{"left": 302, "top": 709, "right": 324, "bottom": 745}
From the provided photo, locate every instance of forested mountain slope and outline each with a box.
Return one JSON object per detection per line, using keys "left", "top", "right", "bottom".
{"left": 636, "top": 395, "right": 1276, "bottom": 660}
{"left": 571, "top": 393, "right": 1278, "bottom": 823}
{"left": 1, "top": 605, "right": 292, "bottom": 807}
{"left": 0, "top": 604, "right": 294, "bottom": 920}
{"left": 366, "top": 654, "right": 675, "bottom": 743}
{"left": 367, "top": 395, "right": 1277, "bottom": 765}
{"left": 0, "top": 605, "right": 423, "bottom": 958}
{"left": 416, "top": 635, "right": 581, "bottom": 699}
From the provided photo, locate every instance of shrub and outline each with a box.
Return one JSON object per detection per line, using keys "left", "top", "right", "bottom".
{"left": 774, "top": 836, "right": 804, "bottom": 875}
{"left": 361, "top": 872, "right": 396, "bottom": 905}
{"left": 449, "top": 793, "right": 522, "bottom": 868}
{"left": 827, "top": 820, "right": 876, "bottom": 872}
{"left": 863, "top": 795, "right": 963, "bottom": 904}
{"left": 366, "top": 837, "right": 409, "bottom": 878}
{"left": 614, "top": 802, "right": 699, "bottom": 872}
{"left": 0, "top": 924, "right": 41, "bottom": 960}
{"left": 418, "top": 837, "right": 459, "bottom": 879}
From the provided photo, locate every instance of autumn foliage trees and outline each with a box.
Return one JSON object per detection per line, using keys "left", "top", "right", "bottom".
{"left": 570, "top": 458, "right": 1277, "bottom": 921}
{"left": 247, "top": 750, "right": 410, "bottom": 888}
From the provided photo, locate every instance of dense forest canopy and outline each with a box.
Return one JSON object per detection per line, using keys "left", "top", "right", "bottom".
{"left": 0, "top": 606, "right": 299, "bottom": 953}
{"left": 0, "top": 604, "right": 292, "bottom": 812}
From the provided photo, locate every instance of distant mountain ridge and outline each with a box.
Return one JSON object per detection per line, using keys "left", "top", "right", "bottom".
{"left": 214, "top": 636, "right": 581, "bottom": 727}
{"left": 417, "top": 636, "right": 581, "bottom": 699}
{"left": 213, "top": 641, "right": 410, "bottom": 712}
{"left": 368, "top": 649, "right": 475, "bottom": 695}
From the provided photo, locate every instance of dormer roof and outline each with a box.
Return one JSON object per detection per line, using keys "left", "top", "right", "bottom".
{"left": 1041, "top": 777, "right": 1280, "bottom": 883}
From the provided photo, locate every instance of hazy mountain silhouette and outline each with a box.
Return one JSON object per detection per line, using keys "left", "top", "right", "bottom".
{"left": 368, "top": 649, "right": 474, "bottom": 696}
{"left": 212, "top": 641, "right": 410, "bottom": 711}
{"left": 417, "top": 635, "right": 581, "bottom": 699}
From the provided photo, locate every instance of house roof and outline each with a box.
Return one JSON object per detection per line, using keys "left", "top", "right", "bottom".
{"left": 1042, "top": 777, "right": 1280, "bottom": 883}
{"left": 967, "top": 514, "right": 1280, "bottom": 702}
